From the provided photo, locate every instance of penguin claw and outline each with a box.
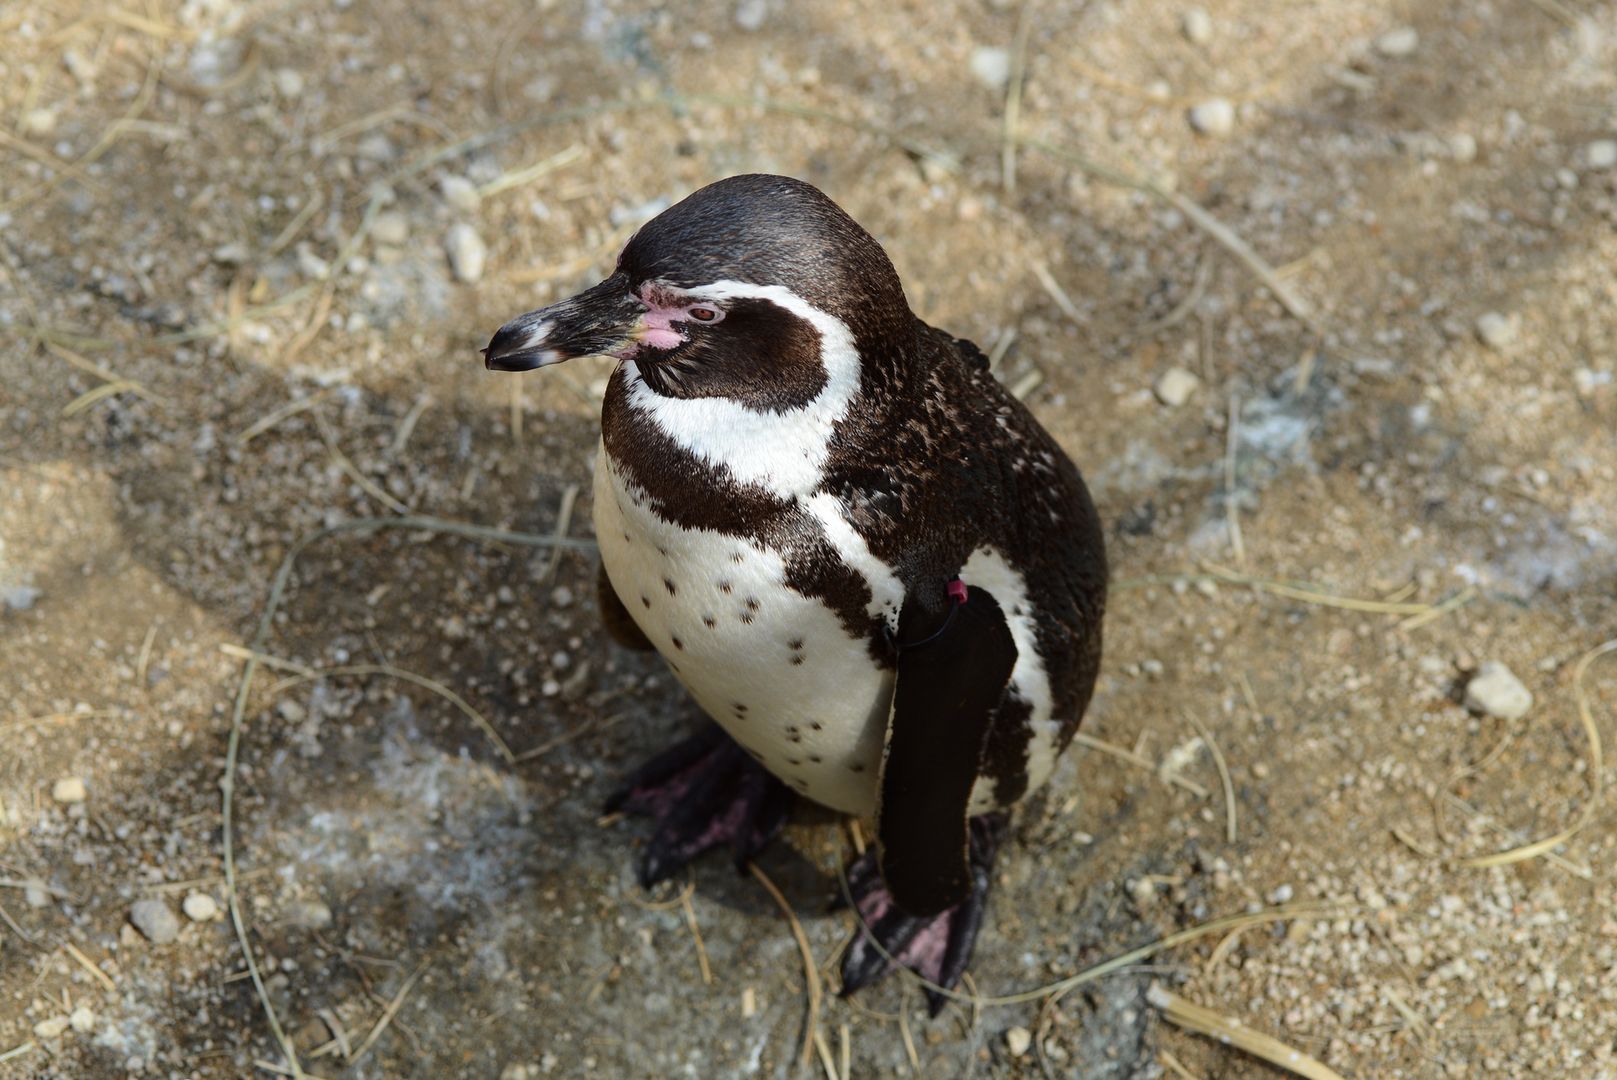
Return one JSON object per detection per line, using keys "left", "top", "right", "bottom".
{"left": 607, "top": 724, "right": 792, "bottom": 887}
{"left": 837, "top": 814, "right": 1006, "bottom": 1016}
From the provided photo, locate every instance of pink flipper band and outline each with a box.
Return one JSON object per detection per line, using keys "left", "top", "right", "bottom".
{"left": 947, "top": 578, "right": 968, "bottom": 605}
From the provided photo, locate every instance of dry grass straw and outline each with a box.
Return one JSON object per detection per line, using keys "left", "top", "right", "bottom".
{"left": 1148, "top": 983, "right": 1347, "bottom": 1080}
{"left": 747, "top": 861, "right": 822, "bottom": 1072}
{"left": 1071, "top": 732, "right": 1210, "bottom": 798}
{"left": 1183, "top": 711, "right": 1237, "bottom": 844}
{"left": 1224, "top": 395, "right": 1246, "bottom": 568}
{"left": 1458, "top": 638, "right": 1615, "bottom": 871}
{"left": 220, "top": 515, "right": 594, "bottom": 1077}
{"left": 1000, "top": 0, "right": 1035, "bottom": 193}
{"left": 0, "top": 709, "right": 118, "bottom": 736}
{"left": 237, "top": 388, "right": 336, "bottom": 444}
{"left": 313, "top": 410, "right": 410, "bottom": 515}
{"left": 0, "top": 1043, "right": 37, "bottom": 1065}
{"left": 63, "top": 941, "right": 117, "bottom": 992}
{"left": 349, "top": 960, "right": 428, "bottom": 1065}
{"left": 1119, "top": 564, "right": 1477, "bottom": 628}
{"left": 48, "top": 341, "right": 168, "bottom": 413}
{"left": 680, "top": 889, "right": 713, "bottom": 986}
{"left": 1158, "top": 1047, "right": 1202, "bottom": 1080}
{"left": 478, "top": 143, "right": 586, "bottom": 200}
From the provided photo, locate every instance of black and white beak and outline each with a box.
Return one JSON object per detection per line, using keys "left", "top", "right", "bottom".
{"left": 482, "top": 272, "right": 645, "bottom": 371}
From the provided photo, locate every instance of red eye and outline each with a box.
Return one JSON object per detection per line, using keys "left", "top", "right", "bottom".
{"left": 688, "top": 306, "right": 721, "bottom": 323}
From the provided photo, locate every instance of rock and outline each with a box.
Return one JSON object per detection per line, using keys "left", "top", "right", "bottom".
{"left": 1464, "top": 662, "right": 1533, "bottom": 720}
{"left": 69, "top": 1006, "right": 96, "bottom": 1034}
{"left": 272, "top": 67, "right": 304, "bottom": 99}
{"left": 1187, "top": 98, "right": 1235, "bottom": 137}
{"left": 440, "top": 175, "right": 480, "bottom": 213}
{"left": 1375, "top": 27, "right": 1419, "bottom": 57}
{"left": 2, "top": 584, "right": 41, "bottom": 612}
{"left": 1006, "top": 1027, "right": 1032, "bottom": 1057}
{"left": 445, "top": 224, "right": 486, "bottom": 284}
{"left": 371, "top": 210, "right": 409, "bottom": 246}
{"left": 733, "top": 0, "right": 767, "bottom": 31}
{"left": 1154, "top": 367, "right": 1201, "bottom": 407}
{"left": 969, "top": 47, "right": 1012, "bottom": 91}
{"left": 212, "top": 242, "right": 249, "bottom": 266}
{"left": 23, "top": 879, "right": 49, "bottom": 907}
{"left": 1586, "top": 140, "right": 1617, "bottom": 170}
{"left": 20, "top": 107, "right": 56, "bottom": 135}
{"left": 1181, "top": 8, "right": 1213, "bottom": 45}
{"left": 1474, "top": 311, "right": 1518, "bottom": 350}
{"left": 51, "top": 777, "right": 87, "bottom": 804}
{"left": 130, "top": 898, "right": 180, "bottom": 944}
{"left": 33, "top": 1015, "right": 70, "bottom": 1039}
{"left": 183, "top": 893, "right": 220, "bottom": 922}
{"left": 285, "top": 898, "right": 333, "bottom": 930}
{"left": 1448, "top": 132, "right": 1478, "bottom": 164}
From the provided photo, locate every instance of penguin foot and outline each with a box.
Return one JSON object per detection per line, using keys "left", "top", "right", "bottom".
{"left": 837, "top": 813, "right": 1008, "bottom": 1016}
{"left": 605, "top": 724, "right": 794, "bottom": 888}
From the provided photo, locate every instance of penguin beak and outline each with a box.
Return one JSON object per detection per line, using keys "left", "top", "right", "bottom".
{"left": 482, "top": 272, "right": 646, "bottom": 371}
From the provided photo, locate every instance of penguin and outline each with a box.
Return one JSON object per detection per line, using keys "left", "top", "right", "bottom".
{"left": 483, "top": 173, "right": 1106, "bottom": 1013}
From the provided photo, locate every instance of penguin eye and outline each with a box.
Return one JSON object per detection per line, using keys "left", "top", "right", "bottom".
{"left": 686, "top": 305, "right": 722, "bottom": 323}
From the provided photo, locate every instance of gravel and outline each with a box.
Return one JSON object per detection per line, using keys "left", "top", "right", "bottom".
{"left": 1375, "top": 27, "right": 1420, "bottom": 57}
{"left": 1181, "top": 8, "right": 1212, "bottom": 45}
{"left": 182, "top": 893, "right": 220, "bottom": 922}
{"left": 1187, "top": 98, "right": 1235, "bottom": 136}
{"left": 440, "top": 175, "right": 480, "bottom": 213}
{"left": 1464, "top": 661, "right": 1534, "bottom": 720}
{"left": 33, "top": 1016, "right": 70, "bottom": 1039}
{"left": 1006, "top": 1026, "right": 1032, "bottom": 1057}
{"left": 2, "top": 584, "right": 41, "bottom": 612}
{"left": 733, "top": 0, "right": 768, "bottom": 31}
{"left": 284, "top": 898, "right": 334, "bottom": 930}
{"left": 445, "top": 224, "right": 487, "bottom": 284}
{"left": 129, "top": 898, "right": 181, "bottom": 945}
{"left": 1475, "top": 311, "right": 1519, "bottom": 350}
{"left": 969, "top": 46, "right": 1012, "bottom": 91}
{"left": 1587, "top": 140, "right": 1617, "bottom": 170}
{"left": 1154, "top": 367, "right": 1201, "bottom": 407}
{"left": 50, "top": 776, "right": 87, "bottom": 803}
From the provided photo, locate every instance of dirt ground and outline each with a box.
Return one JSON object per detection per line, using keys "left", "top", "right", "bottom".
{"left": 4, "top": 0, "right": 1617, "bottom": 1077}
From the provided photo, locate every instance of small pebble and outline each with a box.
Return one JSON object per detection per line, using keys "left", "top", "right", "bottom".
{"left": 272, "top": 67, "right": 304, "bottom": 98}
{"left": 2, "top": 584, "right": 41, "bottom": 612}
{"left": 285, "top": 898, "right": 334, "bottom": 930}
{"left": 969, "top": 46, "right": 1012, "bottom": 91}
{"left": 20, "top": 107, "right": 56, "bottom": 135}
{"left": 1448, "top": 132, "right": 1478, "bottom": 164}
{"left": 446, "top": 224, "right": 487, "bottom": 284}
{"left": 1474, "top": 311, "right": 1518, "bottom": 350}
{"left": 733, "top": 0, "right": 767, "bottom": 31}
{"left": 51, "top": 777, "right": 87, "bottom": 804}
{"left": 1375, "top": 27, "right": 1419, "bottom": 57}
{"left": 1586, "top": 140, "right": 1617, "bottom": 170}
{"left": 33, "top": 1015, "right": 70, "bottom": 1039}
{"left": 1269, "top": 883, "right": 1295, "bottom": 903}
{"left": 440, "top": 175, "right": 480, "bottom": 213}
{"left": 1154, "top": 366, "right": 1201, "bottom": 407}
{"left": 69, "top": 1006, "right": 96, "bottom": 1034}
{"left": 1464, "top": 662, "right": 1533, "bottom": 720}
{"left": 183, "top": 893, "right": 220, "bottom": 922}
{"left": 23, "top": 879, "right": 49, "bottom": 907}
{"left": 1187, "top": 98, "right": 1235, "bottom": 137}
{"left": 129, "top": 898, "right": 180, "bottom": 944}
{"left": 1181, "top": 8, "right": 1213, "bottom": 45}
{"left": 1006, "top": 1027, "right": 1032, "bottom": 1058}
{"left": 371, "top": 210, "right": 409, "bottom": 246}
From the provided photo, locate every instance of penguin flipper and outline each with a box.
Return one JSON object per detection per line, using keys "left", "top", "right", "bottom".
{"left": 875, "top": 583, "right": 1017, "bottom": 918}
{"left": 597, "top": 561, "right": 656, "bottom": 651}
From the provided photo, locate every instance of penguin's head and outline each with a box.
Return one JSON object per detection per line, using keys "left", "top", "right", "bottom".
{"left": 483, "top": 174, "right": 914, "bottom": 411}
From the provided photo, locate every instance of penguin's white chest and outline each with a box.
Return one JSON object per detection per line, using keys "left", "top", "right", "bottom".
{"left": 592, "top": 452, "right": 892, "bottom": 815}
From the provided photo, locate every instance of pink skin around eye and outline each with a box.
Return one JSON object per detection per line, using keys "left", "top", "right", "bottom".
{"left": 637, "top": 305, "right": 686, "bottom": 351}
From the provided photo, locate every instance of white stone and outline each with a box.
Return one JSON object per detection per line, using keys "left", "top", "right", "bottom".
{"left": 1188, "top": 98, "right": 1235, "bottom": 136}
{"left": 734, "top": 0, "right": 767, "bottom": 31}
{"left": 51, "top": 777, "right": 87, "bottom": 803}
{"left": 69, "top": 1006, "right": 96, "bottom": 1034}
{"left": 446, "top": 224, "right": 486, "bottom": 284}
{"left": 969, "top": 46, "right": 1012, "bottom": 91}
{"left": 1474, "top": 311, "right": 1518, "bottom": 350}
{"left": 1375, "top": 27, "right": 1419, "bottom": 57}
{"left": 183, "top": 893, "right": 220, "bottom": 922}
{"left": 371, "top": 210, "right": 409, "bottom": 246}
{"left": 2, "top": 584, "right": 41, "bottom": 611}
{"left": 1464, "top": 662, "right": 1533, "bottom": 720}
{"left": 1006, "top": 1027, "right": 1032, "bottom": 1057}
{"left": 440, "top": 175, "right": 480, "bottom": 213}
{"left": 130, "top": 898, "right": 180, "bottom": 944}
{"left": 273, "top": 67, "right": 304, "bottom": 98}
{"left": 20, "top": 107, "right": 56, "bottom": 135}
{"left": 1448, "top": 132, "right": 1478, "bottom": 164}
{"left": 1154, "top": 367, "right": 1201, "bottom": 407}
{"left": 285, "top": 898, "right": 333, "bottom": 929}
{"left": 1586, "top": 140, "right": 1617, "bottom": 170}
{"left": 1181, "top": 8, "right": 1213, "bottom": 45}
{"left": 33, "top": 1015, "right": 70, "bottom": 1039}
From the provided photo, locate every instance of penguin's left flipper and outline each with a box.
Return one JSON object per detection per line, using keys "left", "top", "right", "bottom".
{"left": 840, "top": 583, "right": 1017, "bottom": 1013}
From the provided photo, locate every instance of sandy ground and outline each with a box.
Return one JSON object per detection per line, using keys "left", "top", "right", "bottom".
{"left": 4, "top": 0, "right": 1617, "bottom": 1077}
